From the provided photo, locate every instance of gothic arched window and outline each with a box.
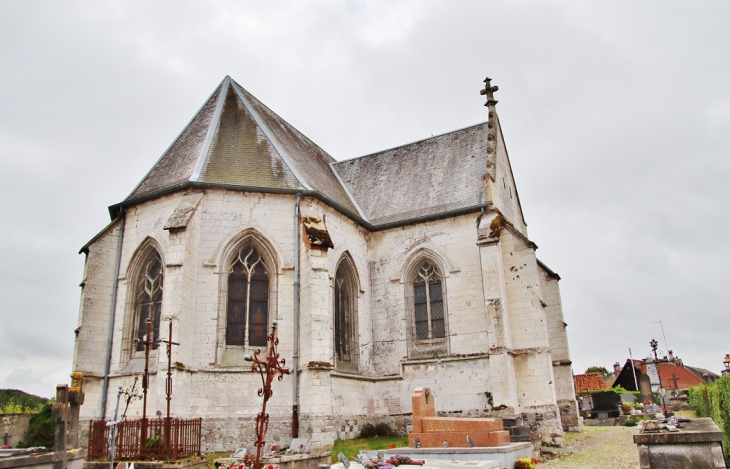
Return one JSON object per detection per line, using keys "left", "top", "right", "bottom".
{"left": 134, "top": 251, "right": 163, "bottom": 352}
{"left": 226, "top": 244, "right": 269, "bottom": 347}
{"left": 412, "top": 261, "right": 445, "bottom": 341}
{"left": 334, "top": 257, "right": 358, "bottom": 371}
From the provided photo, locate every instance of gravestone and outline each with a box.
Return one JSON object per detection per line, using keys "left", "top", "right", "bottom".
{"left": 290, "top": 438, "right": 309, "bottom": 453}
{"left": 589, "top": 391, "right": 621, "bottom": 418}
{"left": 620, "top": 393, "right": 635, "bottom": 404}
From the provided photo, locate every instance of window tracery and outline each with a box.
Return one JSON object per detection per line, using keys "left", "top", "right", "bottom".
{"left": 134, "top": 251, "right": 163, "bottom": 351}
{"left": 413, "top": 261, "right": 445, "bottom": 341}
{"left": 226, "top": 245, "right": 269, "bottom": 347}
{"left": 334, "top": 257, "right": 358, "bottom": 371}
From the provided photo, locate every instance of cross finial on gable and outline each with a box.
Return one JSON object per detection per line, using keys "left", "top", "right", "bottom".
{"left": 480, "top": 77, "right": 499, "bottom": 107}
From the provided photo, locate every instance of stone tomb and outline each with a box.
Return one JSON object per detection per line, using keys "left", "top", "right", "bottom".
{"left": 633, "top": 418, "right": 726, "bottom": 468}
{"left": 408, "top": 388, "right": 510, "bottom": 448}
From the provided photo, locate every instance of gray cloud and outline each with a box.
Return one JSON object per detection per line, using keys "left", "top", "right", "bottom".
{"left": 1, "top": 0, "right": 728, "bottom": 397}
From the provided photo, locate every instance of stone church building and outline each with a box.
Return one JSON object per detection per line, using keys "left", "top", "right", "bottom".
{"left": 73, "top": 76, "right": 579, "bottom": 450}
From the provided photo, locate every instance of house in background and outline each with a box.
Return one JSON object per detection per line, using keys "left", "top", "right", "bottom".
{"left": 612, "top": 354, "right": 718, "bottom": 399}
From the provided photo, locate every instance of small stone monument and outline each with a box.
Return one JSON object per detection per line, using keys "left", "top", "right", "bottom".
{"left": 408, "top": 387, "right": 510, "bottom": 448}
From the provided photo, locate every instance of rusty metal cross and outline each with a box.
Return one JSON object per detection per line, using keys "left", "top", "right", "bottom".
{"left": 480, "top": 77, "right": 499, "bottom": 107}
{"left": 159, "top": 318, "right": 180, "bottom": 459}
{"left": 133, "top": 318, "right": 155, "bottom": 458}
{"left": 245, "top": 320, "right": 289, "bottom": 469}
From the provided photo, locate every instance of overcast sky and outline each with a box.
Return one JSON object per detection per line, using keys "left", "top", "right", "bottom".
{"left": 1, "top": 1, "right": 728, "bottom": 399}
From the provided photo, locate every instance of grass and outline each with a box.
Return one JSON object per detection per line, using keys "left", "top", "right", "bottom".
{"left": 331, "top": 436, "right": 409, "bottom": 463}
{"left": 206, "top": 452, "right": 232, "bottom": 469}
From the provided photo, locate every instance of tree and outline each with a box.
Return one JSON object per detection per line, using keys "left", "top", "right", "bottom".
{"left": 585, "top": 366, "right": 610, "bottom": 380}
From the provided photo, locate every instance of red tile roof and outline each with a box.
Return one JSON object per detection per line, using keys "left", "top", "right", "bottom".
{"left": 628, "top": 359, "right": 712, "bottom": 390}
{"left": 574, "top": 373, "right": 609, "bottom": 393}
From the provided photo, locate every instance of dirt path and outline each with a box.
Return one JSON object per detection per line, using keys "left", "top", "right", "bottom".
{"left": 539, "top": 425, "right": 640, "bottom": 469}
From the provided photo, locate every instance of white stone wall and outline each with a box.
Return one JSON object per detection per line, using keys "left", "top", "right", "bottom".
{"left": 489, "top": 120, "right": 527, "bottom": 236}
{"left": 538, "top": 264, "right": 580, "bottom": 431}
{"left": 73, "top": 187, "right": 576, "bottom": 450}
{"left": 74, "top": 221, "right": 120, "bottom": 380}
{"left": 366, "top": 214, "right": 491, "bottom": 374}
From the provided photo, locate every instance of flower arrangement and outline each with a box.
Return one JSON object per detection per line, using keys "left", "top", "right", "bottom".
{"left": 363, "top": 462, "right": 393, "bottom": 469}
{"left": 621, "top": 401, "right": 634, "bottom": 411}
{"left": 513, "top": 457, "right": 538, "bottom": 469}
{"left": 218, "top": 453, "right": 257, "bottom": 469}
{"left": 385, "top": 455, "right": 425, "bottom": 466}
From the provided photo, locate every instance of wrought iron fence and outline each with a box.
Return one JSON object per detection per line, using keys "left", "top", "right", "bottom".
{"left": 88, "top": 417, "right": 202, "bottom": 461}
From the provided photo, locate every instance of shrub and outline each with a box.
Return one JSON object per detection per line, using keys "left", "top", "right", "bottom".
{"left": 357, "top": 423, "right": 396, "bottom": 438}
{"left": 688, "top": 376, "right": 730, "bottom": 464}
{"left": 17, "top": 402, "right": 54, "bottom": 448}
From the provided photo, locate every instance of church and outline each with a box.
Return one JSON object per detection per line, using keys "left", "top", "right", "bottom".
{"left": 72, "top": 76, "right": 580, "bottom": 451}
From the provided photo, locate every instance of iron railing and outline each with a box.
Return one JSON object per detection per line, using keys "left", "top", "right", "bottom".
{"left": 88, "top": 417, "right": 202, "bottom": 461}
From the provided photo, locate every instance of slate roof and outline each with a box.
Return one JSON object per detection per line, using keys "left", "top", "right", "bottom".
{"left": 122, "top": 76, "right": 491, "bottom": 227}
{"left": 332, "top": 123, "right": 488, "bottom": 225}
{"left": 125, "top": 77, "right": 359, "bottom": 215}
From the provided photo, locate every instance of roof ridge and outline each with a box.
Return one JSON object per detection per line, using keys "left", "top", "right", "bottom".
{"left": 229, "top": 80, "right": 313, "bottom": 191}
{"left": 124, "top": 76, "right": 227, "bottom": 200}
{"left": 189, "top": 76, "right": 230, "bottom": 181}
{"left": 329, "top": 161, "right": 367, "bottom": 220}
{"left": 333, "top": 121, "right": 486, "bottom": 165}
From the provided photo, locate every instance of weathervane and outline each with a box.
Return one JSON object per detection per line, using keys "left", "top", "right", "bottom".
{"left": 245, "top": 320, "right": 289, "bottom": 469}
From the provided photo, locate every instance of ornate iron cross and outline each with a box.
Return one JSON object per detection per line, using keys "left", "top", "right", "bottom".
{"left": 159, "top": 318, "right": 180, "bottom": 459}
{"left": 245, "top": 320, "right": 289, "bottom": 469}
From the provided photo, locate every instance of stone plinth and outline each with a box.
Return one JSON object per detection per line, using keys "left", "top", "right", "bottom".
{"left": 385, "top": 443, "right": 532, "bottom": 469}
{"left": 633, "top": 418, "right": 726, "bottom": 468}
{"left": 214, "top": 452, "right": 331, "bottom": 469}
{"left": 409, "top": 388, "right": 510, "bottom": 449}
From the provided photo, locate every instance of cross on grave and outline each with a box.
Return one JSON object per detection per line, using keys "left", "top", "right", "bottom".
{"left": 52, "top": 385, "right": 70, "bottom": 469}
{"left": 670, "top": 373, "right": 681, "bottom": 390}
{"left": 480, "top": 77, "right": 499, "bottom": 107}
{"left": 133, "top": 318, "right": 155, "bottom": 458}
{"left": 159, "top": 318, "right": 180, "bottom": 459}
{"left": 244, "top": 320, "right": 289, "bottom": 469}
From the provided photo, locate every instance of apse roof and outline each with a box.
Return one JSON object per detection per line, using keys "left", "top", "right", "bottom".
{"left": 125, "top": 76, "right": 359, "bottom": 215}
{"left": 332, "top": 123, "right": 488, "bottom": 225}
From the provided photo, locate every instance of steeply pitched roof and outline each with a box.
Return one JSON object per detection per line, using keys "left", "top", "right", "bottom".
{"left": 332, "top": 123, "right": 488, "bottom": 225}
{"left": 124, "top": 76, "right": 359, "bottom": 215}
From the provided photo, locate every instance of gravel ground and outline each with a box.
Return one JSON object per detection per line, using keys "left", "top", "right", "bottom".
{"left": 538, "top": 426, "right": 640, "bottom": 469}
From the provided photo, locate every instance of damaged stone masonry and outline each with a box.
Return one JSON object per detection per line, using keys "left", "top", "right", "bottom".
{"left": 72, "top": 76, "right": 580, "bottom": 453}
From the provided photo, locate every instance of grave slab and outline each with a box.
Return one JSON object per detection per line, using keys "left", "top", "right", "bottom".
{"left": 633, "top": 418, "right": 726, "bottom": 468}
{"left": 330, "top": 460, "right": 501, "bottom": 469}
{"left": 385, "top": 443, "right": 532, "bottom": 469}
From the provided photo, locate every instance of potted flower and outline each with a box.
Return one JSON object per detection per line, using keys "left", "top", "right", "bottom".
{"left": 621, "top": 401, "right": 633, "bottom": 414}
{"left": 514, "top": 457, "right": 538, "bottom": 469}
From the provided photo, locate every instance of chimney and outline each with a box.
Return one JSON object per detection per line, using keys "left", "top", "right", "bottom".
{"left": 614, "top": 362, "right": 621, "bottom": 375}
